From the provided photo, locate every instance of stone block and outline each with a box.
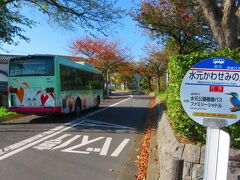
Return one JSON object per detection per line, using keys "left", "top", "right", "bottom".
{"left": 229, "top": 160, "right": 240, "bottom": 168}
{"left": 192, "top": 164, "right": 203, "bottom": 180}
{"left": 182, "top": 162, "right": 192, "bottom": 179}
{"left": 228, "top": 167, "right": 240, "bottom": 180}
{"left": 161, "top": 155, "right": 173, "bottom": 174}
{"left": 182, "top": 144, "right": 201, "bottom": 163}
{"left": 229, "top": 148, "right": 240, "bottom": 157}
{"left": 170, "top": 142, "right": 185, "bottom": 158}
{"left": 200, "top": 146, "right": 205, "bottom": 164}
{"left": 159, "top": 171, "right": 172, "bottom": 180}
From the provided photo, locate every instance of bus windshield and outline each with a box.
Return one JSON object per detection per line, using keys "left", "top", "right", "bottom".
{"left": 9, "top": 58, "right": 54, "bottom": 77}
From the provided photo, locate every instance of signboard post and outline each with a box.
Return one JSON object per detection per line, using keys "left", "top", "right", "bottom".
{"left": 134, "top": 73, "right": 141, "bottom": 90}
{"left": 180, "top": 57, "right": 240, "bottom": 180}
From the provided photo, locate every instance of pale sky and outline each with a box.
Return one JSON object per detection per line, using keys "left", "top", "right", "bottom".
{"left": 0, "top": 1, "right": 155, "bottom": 61}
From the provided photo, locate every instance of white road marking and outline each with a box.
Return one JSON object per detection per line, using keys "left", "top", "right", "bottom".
{"left": 34, "top": 135, "right": 130, "bottom": 157}
{"left": 111, "top": 139, "right": 130, "bottom": 157}
{"left": 100, "top": 137, "right": 112, "bottom": 156}
{"left": 61, "top": 136, "right": 104, "bottom": 154}
{"left": 0, "top": 95, "right": 133, "bottom": 160}
{"left": 52, "top": 135, "right": 81, "bottom": 150}
{"left": 86, "top": 148, "right": 94, "bottom": 152}
{"left": 0, "top": 125, "right": 65, "bottom": 155}
{"left": 93, "top": 148, "right": 101, "bottom": 152}
{"left": 0, "top": 125, "right": 73, "bottom": 160}
{"left": 77, "top": 119, "right": 134, "bottom": 129}
{"left": 33, "top": 134, "right": 72, "bottom": 150}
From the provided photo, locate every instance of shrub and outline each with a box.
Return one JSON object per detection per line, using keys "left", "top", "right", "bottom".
{"left": 0, "top": 107, "right": 16, "bottom": 119}
{"left": 167, "top": 48, "right": 240, "bottom": 147}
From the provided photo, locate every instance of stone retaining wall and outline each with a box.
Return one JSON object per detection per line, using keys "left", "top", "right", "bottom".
{"left": 157, "top": 111, "right": 240, "bottom": 180}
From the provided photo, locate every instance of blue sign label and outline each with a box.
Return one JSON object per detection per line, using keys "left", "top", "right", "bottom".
{"left": 192, "top": 57, "right": 240, "bottom": 70}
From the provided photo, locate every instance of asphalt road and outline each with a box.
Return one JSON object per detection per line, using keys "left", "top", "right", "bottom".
{"left": 0, "top": 92, "right": 152, "bottom": 180}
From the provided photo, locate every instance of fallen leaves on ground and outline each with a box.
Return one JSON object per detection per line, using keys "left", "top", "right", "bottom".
{"left": 135, "top": 97, "right": 155, "bottom": 180}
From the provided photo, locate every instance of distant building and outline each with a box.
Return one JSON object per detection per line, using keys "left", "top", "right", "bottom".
{"left": 0, "top": 54, "right": 25, "bottom": 106}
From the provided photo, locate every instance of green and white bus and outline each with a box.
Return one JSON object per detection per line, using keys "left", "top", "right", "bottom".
{"left": 8, "top": 55, "right": 103, "bottom": 115}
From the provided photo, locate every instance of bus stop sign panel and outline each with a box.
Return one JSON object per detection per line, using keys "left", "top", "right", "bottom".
{"left": 180, "top": 57, "right": 240, "bottom": 127}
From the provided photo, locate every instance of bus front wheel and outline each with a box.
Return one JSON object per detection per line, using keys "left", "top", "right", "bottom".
{"left": 75, "top": 99, "right": 82, "bottom": 116}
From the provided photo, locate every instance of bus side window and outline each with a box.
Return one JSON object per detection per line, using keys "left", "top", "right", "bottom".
{"left": 60, "top": 65, "right": 72, "bottom": 91}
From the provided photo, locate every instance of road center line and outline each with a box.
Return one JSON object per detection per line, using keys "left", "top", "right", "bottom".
{"left": 0, "top": 95, "right": 133, "bottom": 160}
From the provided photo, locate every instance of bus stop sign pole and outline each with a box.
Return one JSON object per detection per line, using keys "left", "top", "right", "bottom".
{"left": 203, "top": 119, "right": 230, "bottom": 180}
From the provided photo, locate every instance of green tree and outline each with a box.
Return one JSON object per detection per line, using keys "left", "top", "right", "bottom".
{"left": 0, "top": 0, "right": 123, "bottom": 48}
{"left": 132, "top": 0, "right": 218, "bottom": 54}
{"left": 0, "top": 2, "right": 34, "bottom": 48}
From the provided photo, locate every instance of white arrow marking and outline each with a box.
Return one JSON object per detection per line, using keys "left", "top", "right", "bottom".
{"left": 111, "top": 139, "right": 130, "bottom": 157}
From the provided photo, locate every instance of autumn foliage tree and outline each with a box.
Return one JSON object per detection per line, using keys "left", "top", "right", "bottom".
{"left": 132, "top": 0, "right": 217, "bottom": 54}
{"left": 146, "top": 51, "right": 168, "bottom": 92}
{"left": 70, "top": 37, "right": 129, "bottom": 96}
{"left": 116, "top": 61, "right": 135, "bottom": 89}
{"left": 135, "top": 61, "right": 154, "bottom": 91}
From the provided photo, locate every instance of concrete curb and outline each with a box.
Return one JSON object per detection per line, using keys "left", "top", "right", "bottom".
{"left": 146, "top": 96, "right": 162, "bottom": 180}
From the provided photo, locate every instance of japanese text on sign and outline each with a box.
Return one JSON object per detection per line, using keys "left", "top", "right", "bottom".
{"left": 189, "top": 71, "right": 240, "bottom": 81}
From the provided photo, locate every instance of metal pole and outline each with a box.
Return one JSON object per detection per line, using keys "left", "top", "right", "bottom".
{"left": 203, "top": 126, "right": 230, "bottom": 180}
{"left": 203, "top": 127, "right": 220, "bottom": 180}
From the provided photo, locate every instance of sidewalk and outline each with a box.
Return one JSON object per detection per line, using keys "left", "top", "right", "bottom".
{"left": 146, "top": 96, "right": 164, "bottom": 180}
{"left": 0, "top": 113, "right": 30, "bottom": 123}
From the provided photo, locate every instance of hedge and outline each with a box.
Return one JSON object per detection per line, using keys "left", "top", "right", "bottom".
{"left": 167, "top": 48, "right": 240, "bottom": 148}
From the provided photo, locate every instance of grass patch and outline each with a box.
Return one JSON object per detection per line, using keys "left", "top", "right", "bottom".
{"left": 0, "top": 107, "right": 16, "bottom": 119}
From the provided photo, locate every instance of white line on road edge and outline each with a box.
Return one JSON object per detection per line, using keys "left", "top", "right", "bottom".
{"left": 0, "top": 95, "right": 133, "bottom": 161}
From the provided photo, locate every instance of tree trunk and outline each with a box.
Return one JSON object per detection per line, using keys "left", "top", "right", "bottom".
{"left": 148, "top": 77, "right": 152, "bottom": 91}
{"left": 106, "top": 71, "right": 109, "bottom": 97}
{"left": 197, "top": 0, "right": 226, "bottom": 47}
{"left": 197, "top": 0, "right": 240, "bottom": 48}
{"left": 157, "top": 76, "right": 161, "bottom": 92}
{"left": 222, "top": 0, "right": 238, "bottom": 48}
